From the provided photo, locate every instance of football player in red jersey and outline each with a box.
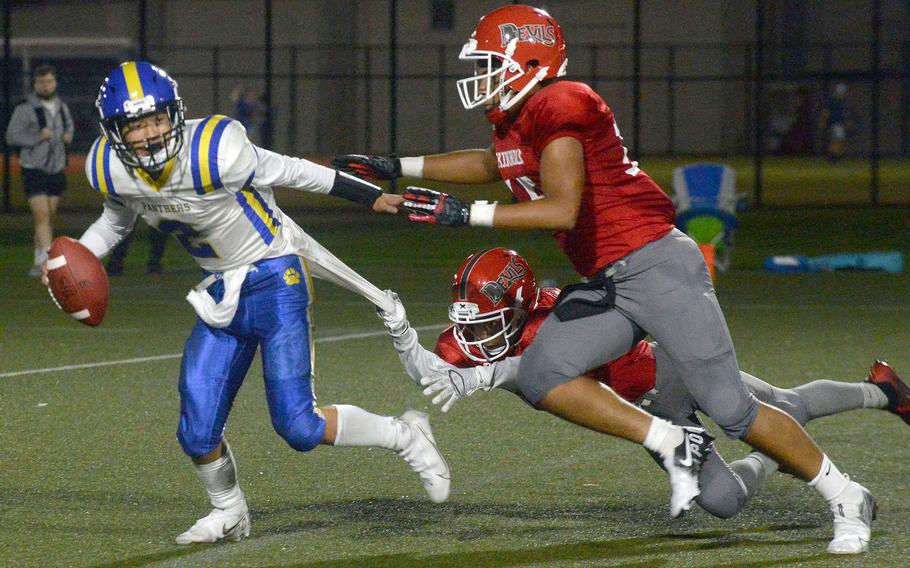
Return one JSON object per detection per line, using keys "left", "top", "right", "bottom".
{"left": 337, "top": 5, "right": 874, "bottom": 553}
{"left": 379, "top": 247, "right": 910, "bottom": 520}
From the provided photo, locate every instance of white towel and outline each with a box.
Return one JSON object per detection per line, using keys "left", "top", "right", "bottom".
{"left": 185, "top": 264, "right": 251, "bottom": 328}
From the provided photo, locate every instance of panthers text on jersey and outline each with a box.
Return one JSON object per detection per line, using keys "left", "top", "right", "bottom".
{"left": 492, "top": 81, "right": 676, "bottom": 277}
{"left": 85, "top": 115, "right": 335, "bottom": 272}
{"left": 435, "top": 287, "right": 657, "bottom": 402}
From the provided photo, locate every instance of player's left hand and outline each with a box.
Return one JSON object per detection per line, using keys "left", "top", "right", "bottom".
{"left": 403, "top": 187, "right": 470, "bottom": 227}
{"left": 373, "top": 193, "right": 404, "bottom": 214}
{"left": 420, "top": 365, "right": 490, "bottom": 412}
{"left": 377, "top": 289, "right": 410, "bottom": 337}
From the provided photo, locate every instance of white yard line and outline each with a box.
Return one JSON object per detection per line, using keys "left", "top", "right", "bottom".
{"left": 0, "top": 324, "right": 448, "bottom": 379}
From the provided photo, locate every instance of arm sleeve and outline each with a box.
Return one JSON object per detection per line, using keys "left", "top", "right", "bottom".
{"left": 78, "top": 198, "right": 138, "bottom": 258}
{"left": 486, "top": 356, "right": 522, "bottom": 391}
{"left": 252, "top": 145, "right": 336, "bottom": 193}
{"left": 392, "top": 327, "right": 463, "bottom": 384}
{"left": 5, "top": 105, "right": 39, "bottom": 148}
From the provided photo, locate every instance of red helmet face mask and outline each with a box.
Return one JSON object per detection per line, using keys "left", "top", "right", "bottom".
{"left": 449, "top": 248, "right": 537, "bottom": 363}
{"left": 457, "top": 5, "right": 568, "bottom": 116}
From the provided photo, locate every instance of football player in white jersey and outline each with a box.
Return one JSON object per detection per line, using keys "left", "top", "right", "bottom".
{"left": 51, "top": 61, "right": 451, "bottom": 544}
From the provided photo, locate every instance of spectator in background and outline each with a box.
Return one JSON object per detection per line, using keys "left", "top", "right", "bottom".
{"left": 781, "top": 87, "right": 813, "bottom": 156}
{"left": 230, "top": 85, "right": 266, "bottom": 145}
{"left": 105, "top": 224, "right": 167, "bottom": 278}
{"left": 5, "top": 65, "right": 74, "bottom": 277}
{"left": 820, "top": 83, "right": 849, "bottom": 161}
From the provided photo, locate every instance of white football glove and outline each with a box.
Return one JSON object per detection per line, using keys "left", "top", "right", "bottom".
{"left": 377, "top": 289, "right": 410, "bottom": 337}
{"left": 419, "top": 365, "right": 493, "bottom": 413}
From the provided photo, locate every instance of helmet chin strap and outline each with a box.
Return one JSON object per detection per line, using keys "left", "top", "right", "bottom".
{"left": 485, "top": 65, "right": 550, "bottom": 126}
{"left": 485, "top": 107, "right": 510, "bottom": 127}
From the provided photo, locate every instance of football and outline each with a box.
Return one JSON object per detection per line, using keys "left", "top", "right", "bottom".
{"left": 46, "top": 236, "right": 109, "bottom": 327}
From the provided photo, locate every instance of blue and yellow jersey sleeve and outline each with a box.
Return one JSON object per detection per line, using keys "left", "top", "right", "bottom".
{"left": 85, "top": 136, "right": 118, "bottom": 195}
{"left": 188, "top": 115, "right": 258, "bottom": 195}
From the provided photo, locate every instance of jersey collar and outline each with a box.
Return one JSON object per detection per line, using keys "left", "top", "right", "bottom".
{"left": 135, "top": 157, "right": 176, "bottom": 191}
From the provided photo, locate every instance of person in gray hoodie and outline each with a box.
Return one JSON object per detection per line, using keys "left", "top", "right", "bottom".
{"left": 5, "top": 64, "right": 74, "bottom": 276}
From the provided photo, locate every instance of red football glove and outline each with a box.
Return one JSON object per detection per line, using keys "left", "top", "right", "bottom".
{"left": 402, "top": 187, "right": 470, "bottom": 227}
{"left": 331, "top": 154, "right": 401, "bottom": 180}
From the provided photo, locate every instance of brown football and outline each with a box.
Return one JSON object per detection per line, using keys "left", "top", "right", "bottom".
{"left": 46, "top": 236, "right": 109, "bottom": 327}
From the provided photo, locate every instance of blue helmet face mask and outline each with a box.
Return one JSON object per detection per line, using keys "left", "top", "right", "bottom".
{"left": 96, "top": 61, "right": 186, "bottom": 171}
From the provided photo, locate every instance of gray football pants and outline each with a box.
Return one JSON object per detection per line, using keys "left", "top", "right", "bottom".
{"left": 518, "top": 228, "right": 759, "bottom": 439}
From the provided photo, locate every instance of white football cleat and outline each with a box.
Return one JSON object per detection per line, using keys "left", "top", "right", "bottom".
{"left": 827, "top": 480, "right": 876, "bottom": 554}
{"left": 397, "top": 410, "right": 451, "bottom": 503}
{"left": 175, "top": 499, "right": 250, "bottom": 545}
{"left": 663, "top": 426, "right": 714, "bottom": 518}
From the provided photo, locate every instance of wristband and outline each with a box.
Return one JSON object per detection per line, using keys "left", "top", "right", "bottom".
{"left": 469, "top": 201, "right": 497, "bottom": 227}
{"left": 330, "top": 171, "right": 383, "bottom": 206}
{"left": 399, "top": 156, "right": 424, "bottom": 178}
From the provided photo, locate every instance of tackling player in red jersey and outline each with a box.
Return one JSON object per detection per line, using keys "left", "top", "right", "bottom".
{"left": 435, "top": 250, "right": 656, "bottom": 405}
{"left": 337, "top": 5, "right": 874, "bottom": 552}
{"left": 381, "top": 247, "right": 910, "bottom": 520}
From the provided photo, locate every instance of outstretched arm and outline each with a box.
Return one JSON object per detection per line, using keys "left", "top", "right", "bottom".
{"left": 377, "top": 291, "right": 455, "bottom": 383}
{"left": 334, "top": 145, "right": 501, "bottom": 185}
{"left": 421, "top": 146, "right": 501, "bottom": 184}
{"left": 254, "top": 146, "right": 402, "bottom": 212}
{"left": 402, "top": 137, "right": 585, "bottom": 230}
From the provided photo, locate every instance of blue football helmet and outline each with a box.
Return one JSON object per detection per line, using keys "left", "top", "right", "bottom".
{"left": 96, "top": 61, "right": 185, "bottom": 171}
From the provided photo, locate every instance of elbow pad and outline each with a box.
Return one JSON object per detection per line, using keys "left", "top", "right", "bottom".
{"left": 329, "top": 170, "right": 383, "bottom": 207}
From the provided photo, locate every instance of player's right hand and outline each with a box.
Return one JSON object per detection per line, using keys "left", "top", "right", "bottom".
{"left": 332, "top": 154, "right": 401, "bottom": 180}
{"left": 377, "top": 289, "right": 410, "bottom": 337}
{"left": 402, "top": 187, "right": 470, "bottom": 227}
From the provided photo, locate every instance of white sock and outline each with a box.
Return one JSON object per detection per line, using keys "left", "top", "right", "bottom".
{"left": 194, "top": 443, "right": 244, "bottom": 510}
{"left": 642, "top": 417, "right": 683, "bottom": 458}
{"left": 860, "top": 382, "right": 889, "bottom": 408}
{"left": 333, "top": 404, "right": 412, "bottom": 451}
{"left": 808, "top": 454, "right": 851, "bottom": 502}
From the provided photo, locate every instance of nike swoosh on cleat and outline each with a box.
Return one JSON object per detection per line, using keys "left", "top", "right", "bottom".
{"left": 414, "top": 423, "right": 451, "bottom": 480}
{"left": 677, "top": 436, "right": 695, "bottom": 468}
{"left": 222, "top": 518, "right": 243, "bottom": 536}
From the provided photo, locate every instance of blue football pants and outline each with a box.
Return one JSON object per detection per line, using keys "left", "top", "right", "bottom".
{"left": 177, "top": 255, "right": 326, "bottom": 457}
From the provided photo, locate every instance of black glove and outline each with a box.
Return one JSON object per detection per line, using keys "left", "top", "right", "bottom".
{"left": 332, "top": 154, "right": 401, "bottom": 180}
{"left": 402, "top": 187, "right": 470, "bottom": 227}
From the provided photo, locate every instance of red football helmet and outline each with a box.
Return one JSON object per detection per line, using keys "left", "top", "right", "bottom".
{"left": 456, "top": 4, "right": 568, "bottom": 113}
{"left": 449, "top": 248, "right": 537, "bottom": 363}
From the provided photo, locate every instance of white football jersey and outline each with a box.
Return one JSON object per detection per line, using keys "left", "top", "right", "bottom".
{"left": 84, "top": 115, "right": 335, "bottom": 272}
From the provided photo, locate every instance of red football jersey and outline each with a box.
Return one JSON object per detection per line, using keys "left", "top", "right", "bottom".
{"left": 492, "top": 81, "right": 676, "bottom": 277}
{"left": 435, "top": 287, "right": 656, "bottom": 402}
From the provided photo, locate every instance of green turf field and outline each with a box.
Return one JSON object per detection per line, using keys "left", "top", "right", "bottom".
{"left": 1, "top": 204, "right": 909, "bottom": 567}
